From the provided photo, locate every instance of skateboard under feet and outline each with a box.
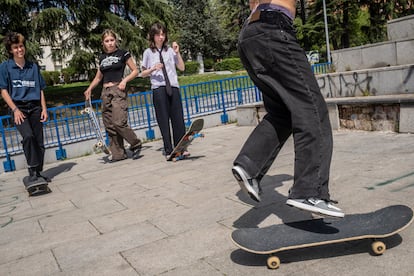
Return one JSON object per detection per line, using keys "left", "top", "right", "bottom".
{"left": 23, "top": 176, "right": 52, "bottom": 196}
{"left": 231, "top": 205, "right": 413, "bottom": 269}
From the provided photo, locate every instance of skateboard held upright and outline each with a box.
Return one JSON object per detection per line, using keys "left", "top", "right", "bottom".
{"left": 80, "top": 98, "right": 110, "bottom": 154}
{"left": 231, "top": 205, "right": 413, "bottom": 269}
{"left": 167, "top": 118, "right": 204, "bottom": 161}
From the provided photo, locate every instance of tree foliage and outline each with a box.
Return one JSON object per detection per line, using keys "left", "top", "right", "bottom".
{"left": 1, "top": 0, "right": 414, "bottom": 75}
{"left": 0, "top": 0, "right": 175, "bottom": 73}
{"left": 171, "top": 0, "right": 230, "bottom": 61}
{"left": 213, "top": 0, "right": 250, "bottom": 57}
{"left": 296, "top": 0, "right": 414, "bottom": 61}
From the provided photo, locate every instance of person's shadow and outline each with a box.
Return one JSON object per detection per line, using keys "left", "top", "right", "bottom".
{"left": 41, "top": 162, "right": 77, "bottom": 181}
{"left": 102, "top": 145, "right": 152, "bottom": 163}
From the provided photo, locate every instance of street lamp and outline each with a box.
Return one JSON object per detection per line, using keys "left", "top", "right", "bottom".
{"left": 322, "top": 0, "right": 331, "bottom": 63}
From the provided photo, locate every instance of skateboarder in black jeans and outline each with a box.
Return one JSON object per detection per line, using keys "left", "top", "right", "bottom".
{"left": 232, "top": 0, "right": 344, "bottom": 218}
{"left": 0, "top": 32, "right": 50, "bottom": 186}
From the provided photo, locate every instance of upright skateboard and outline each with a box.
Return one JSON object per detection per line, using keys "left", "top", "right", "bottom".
{"left": 167, "top": 118, "right": 204, "bottom": 161}
{"left": 231, "top": 205, "right": 413, "bottom": 269}
{"left": 80, "top": 98, "right": 110, "bottom": 154}
{"left": 23, "top": 176, "right": 51, "bottom": 196}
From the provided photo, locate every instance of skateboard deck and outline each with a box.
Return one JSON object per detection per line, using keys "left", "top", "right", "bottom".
{"left": 81, "top": 98, "right": 110, "bottom": 154}
{"left": 231, "top": 205, "right": 413, "bottom": 269}
{"left": 23, "top": 176, "right": 51, "bottom": 196}
{"left": 167, "top": 118, "right": 204, "bottom": 161}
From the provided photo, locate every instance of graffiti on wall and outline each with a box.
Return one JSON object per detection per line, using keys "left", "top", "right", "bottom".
{"left": 402, "top": 65, "right": 414, "bottom": 85}
{"left": 317, "top": 72, "right": 373, "bottom": 98}
{"left": 316, "top": 65, "right": 414, "bottom": 98}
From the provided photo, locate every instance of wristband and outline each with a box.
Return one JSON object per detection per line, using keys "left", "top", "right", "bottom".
{"left": 12, "top": 107, "right": 18, "bottom": 113}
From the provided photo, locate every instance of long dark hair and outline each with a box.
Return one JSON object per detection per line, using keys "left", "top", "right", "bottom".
{"left": 148, "top": 22, "right": 168, "bottom": 52}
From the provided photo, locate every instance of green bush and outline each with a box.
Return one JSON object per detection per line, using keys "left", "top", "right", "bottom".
{"left": 183, "top": 61, "right": 200, "bottom": 75}
{"left": 214, "top": 58, "right": 243, "bottom": 72}
{"left": 41, "top": 71, "right": 60, "bottom": 86}
{"left": 62, "top": 67, "right": 76, "bottom": 83}
{"left": 203, "top": 58, "right": 214, "bottom": 71}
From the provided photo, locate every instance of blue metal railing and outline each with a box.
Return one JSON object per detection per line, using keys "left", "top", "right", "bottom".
{"left": 311, "top": 62, "right": 332, "bottom": 75}
{"left": 1, "top": 75, "right": 260, "bottom": 171}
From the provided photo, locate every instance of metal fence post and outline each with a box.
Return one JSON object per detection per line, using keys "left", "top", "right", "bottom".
{"left": 51, "top": 110, "right": 67, "bottom": 160}
{"left": 237, "top": 88, "right": 243, "bottom": 105}
{"left": 0, "top": 120, "right": 15, "bottom": 172}
{"left": 254, "top": 86, "right": 261, "bottom": 102}
{"left": 182, "top": 86, "right": 192, "bottom": 127}
{"left": 143, "top": 92, "right": 155, "bottom": 140}
{"left": 219, "top": 80, "right": 229, "bottom": 124}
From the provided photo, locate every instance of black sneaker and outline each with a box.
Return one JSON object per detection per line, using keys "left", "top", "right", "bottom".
{"left": 232, "top": 165, "right": 261, "bottom": 202}
{"left": 130, "top": 141, "right": 142, "bottom": 159}
{"left": 109, "top": 156, "right": 127, "bottom": 163}
{"left": 36, "top": 172, "right": 51, "bottom": 183}
{"left": 286, "top": 198, "right": 345, "bottom": 218}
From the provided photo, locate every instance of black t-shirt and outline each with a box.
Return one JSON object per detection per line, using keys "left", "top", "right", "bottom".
{"left": 99, "top": 48, "right": 131, "bottom": 83}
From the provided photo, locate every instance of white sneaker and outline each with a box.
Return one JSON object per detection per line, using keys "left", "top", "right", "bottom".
{"left": 286, "top": 198, "right": 345, "bottom": 218}
{"left": 232, "top": 165, "right": 261, "bottom": 202}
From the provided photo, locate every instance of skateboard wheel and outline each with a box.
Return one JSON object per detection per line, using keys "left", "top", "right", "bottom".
{"left": 84, "top": 107, "right": 91, "bottom": 113}
{"left": 372, "top": 241, "right": 386, "bottom": 255}
{"left": 267, "top": 256, "right": 280, "bottom": 269}
{"left": 96, "top": 141, "right": 103, "bottom": 147}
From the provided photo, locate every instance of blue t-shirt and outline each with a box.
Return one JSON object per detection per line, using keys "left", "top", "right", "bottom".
{"left": 0, "top": 59, "right": 46, "bottom": 101}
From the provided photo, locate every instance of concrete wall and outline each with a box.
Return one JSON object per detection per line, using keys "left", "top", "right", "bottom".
{"left": 387, "top": 14, "right": 414, "bottom": 41}
{"left": 331, "top": 39, "right": 414, "bottom": 72}
{"left": 331, "top": 14, "right": 414, "bottom": 72}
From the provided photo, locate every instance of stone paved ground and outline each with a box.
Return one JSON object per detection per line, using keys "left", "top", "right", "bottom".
{"left": 1, "top": 124, "right": 414, "bottom": 275}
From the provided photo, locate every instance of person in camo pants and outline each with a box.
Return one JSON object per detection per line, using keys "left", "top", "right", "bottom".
{"left": 84, "top": 29, "right": 142, "bottom": 162}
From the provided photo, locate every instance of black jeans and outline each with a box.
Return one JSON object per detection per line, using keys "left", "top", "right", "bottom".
{"left": 152, "top": 86, "right": 186, "bottom": 155}
{"left": 14, "top": 101, "right": 45, "bottom": 170}
{"left": 234, "top": 10, "right": 333, "bottom": 201}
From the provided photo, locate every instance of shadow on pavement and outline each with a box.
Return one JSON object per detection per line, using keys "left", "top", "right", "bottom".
{"left": 233, "top": 174, "right": 313, "bottom": 229}
{"left": 42, "top": 162, "right": 77, "bottom": 181}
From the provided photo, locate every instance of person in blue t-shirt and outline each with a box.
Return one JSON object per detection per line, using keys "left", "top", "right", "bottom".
{"left": 0, "top": 32, "right": 50, "bottom": 187}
